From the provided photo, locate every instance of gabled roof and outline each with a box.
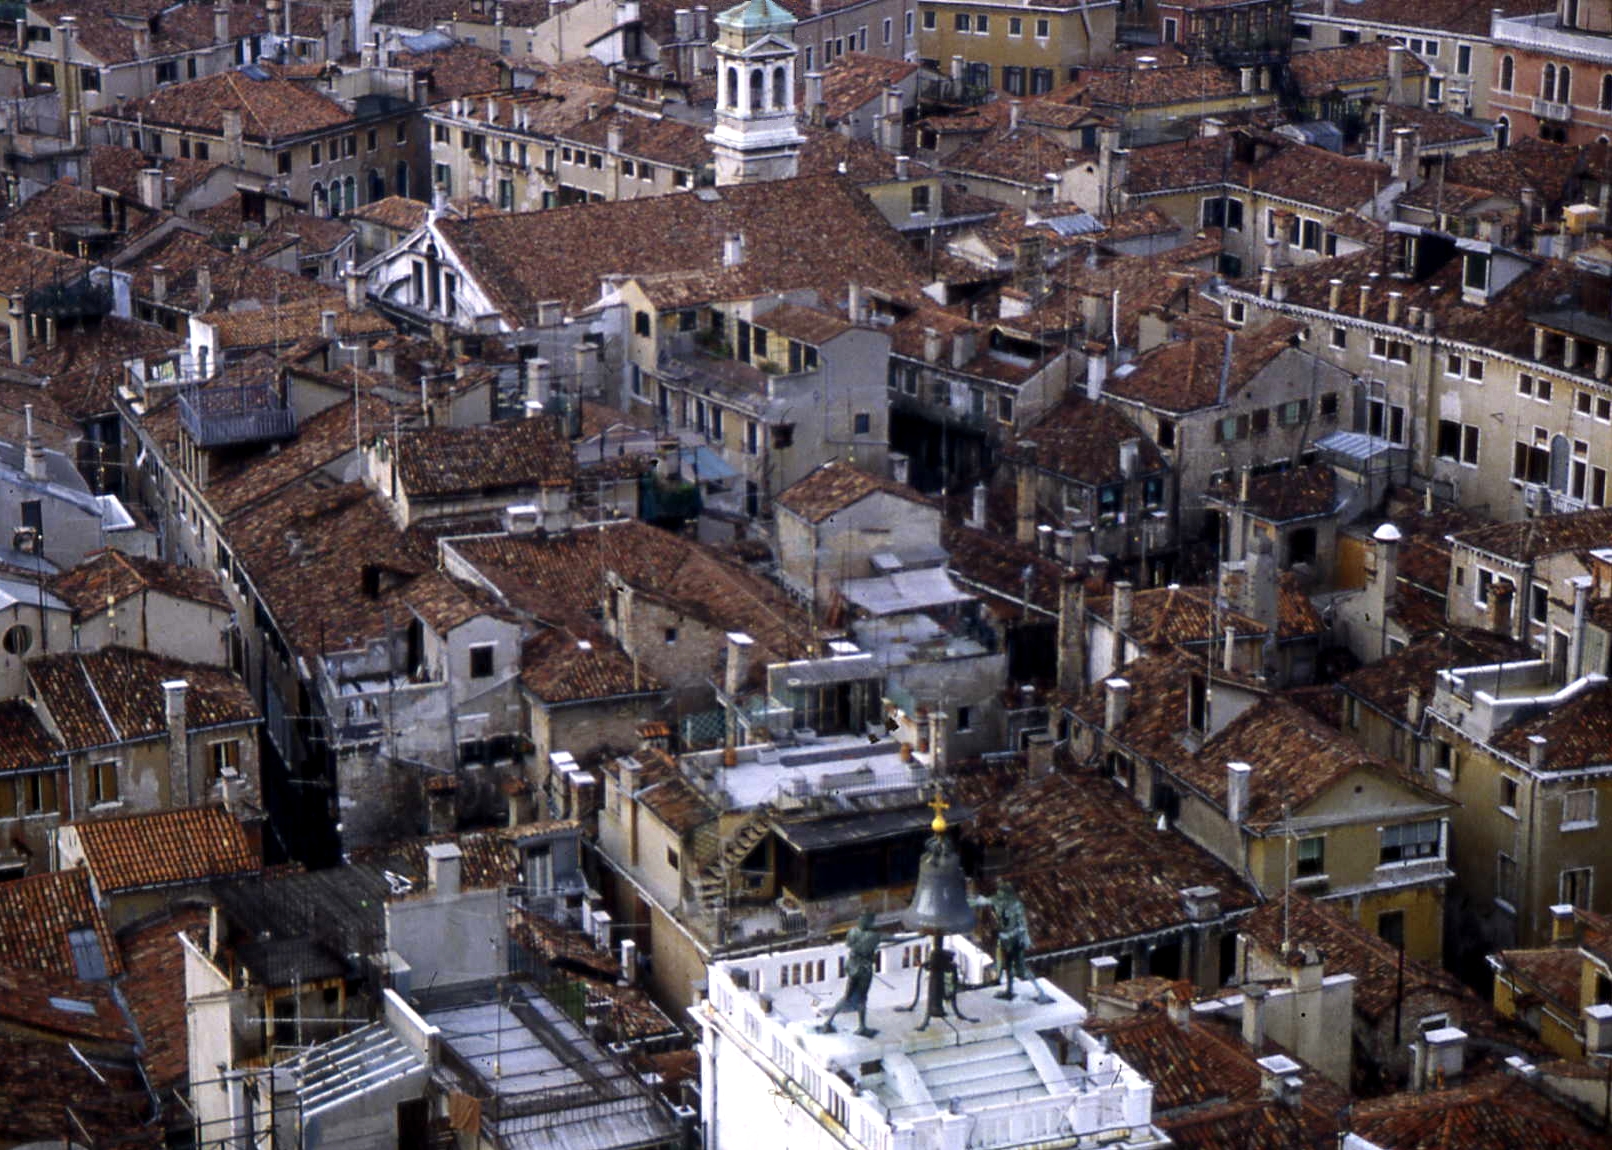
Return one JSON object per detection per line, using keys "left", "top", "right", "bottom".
{"left": 1293, "top": 0, "right": 1552, "bottom": 36}
{"left": 775, "top": 460, "right": 935, "bottom": 524}
{"left": 1104, "top": 320, "right": 1303, "bottom": 413}
{"left": 393, "top": 416, "right": 575, "bottom": 497}
{"left": 121, "top": 70, "right": 353, "bottom": 139}
{"left": 118, "top": 908, "right": 207, "bottom": 1092}
{"left": 610, "top": 748, "right": 716, "bottom": 834}
{"left": 959, "top": 771, "right": 1258, "bottom": 955}
{"left": 1450, "top": 507, "right": 1612, "bottom": 564}
{"left": 520, "top": 627, "right": 662, "bottom": 704}
{"left": 28, "top": 647, "right": 259, "bottom": 752}
{"left": 50, "top": 548, "right": 230, "bottom": 618}
{"left": 430, "top": 175, "right": 929, "bottom": 322}
{"left": 1491, "top": 681, "right": 1612, "bottom": 772}
{"left": 0, "top": 699, "right": 62, "bottom": 774}
{"left": 1340, "top": 631, "right": 1529, "bottom": 721}
{"left": 1204, "top": 463, "right": 1337, "bottom": 524}
{"left": 1349, "top": 1073, "right": 1606, "bottom": 1149}
{"left": 1012, "top": 395, "right": 1164, "bottom": 488}
{"left": 1285, "top": 41, "right": 1429, "bottom": 99}
{"left": 69, "top": 806, "right": 260, "bottom": 894}
{"left": 0, "top": 868, "right": 121, "bottom": 979}
{"left": 818, "top": 53, "right": 921, "bottom": 123}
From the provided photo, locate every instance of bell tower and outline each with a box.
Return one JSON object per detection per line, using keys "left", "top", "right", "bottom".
{"left": 707, "top": 0, "right": 804, "bottom": 186}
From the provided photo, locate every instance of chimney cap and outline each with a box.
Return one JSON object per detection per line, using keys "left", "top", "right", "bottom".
{"left": 1373, "top": 522, "right": 1402, "bottom": 543}
{"left": 162, "top": 679, "right": 190, "bottom": 692}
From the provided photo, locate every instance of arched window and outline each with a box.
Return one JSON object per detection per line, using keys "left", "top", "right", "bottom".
{"left": 1495, "top": 115, "right": 1510, "bottom": 149}
{"left": 773, "top": 65, "right": 787, "bottom": 108}
{"left": 1499, "top": 55, "right": 1514, "bottom": 91}
{"left": 1542, "top": 62, "right": 1556, "bottom": 99}
{"left": 750, "top": 67, "right": 764, "bottom": 110}
{"left": 311, "top": 181, "right": 326, "bottom": 214}
{"left": 344, "top": 176, "right": 356, "bottom": 213}
{"left": 368, "top": 167, "right": 384, "bottom": 203}
{"left": 1558, "top": 64, "right": 1572, "bottom": 103}
{"left": 726, "top": 66, "right": 739, "bottom": 108}
{"left": 329, "top": 180, "right": 342, "bottom": 215}
{"left": 1549, "top": 434, "right": 1571, "bottom": 493}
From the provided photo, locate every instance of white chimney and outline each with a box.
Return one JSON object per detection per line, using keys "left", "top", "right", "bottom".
{"left": 22, "top": 404, "right": 44, "bottom": 481}
{"left": 723, "top": 232, "right": 744, "bottom": 267}
{"left": 1104, "top": 678, "right": 1131, "bottom": 729}
{"left": 426, "top": 842, "right": 462, "bottom": 898}
{"left": 164, "top": 680, "right": 191, "bottom": 807}
{"left": 1112, "top": 581, "right": 1135, "bottom": 632}
{"left": 969, "top": 483, "right": 987, "bottom": 529}
{"left": 1226, "top": 761, "right": 1252, "bottom": 824}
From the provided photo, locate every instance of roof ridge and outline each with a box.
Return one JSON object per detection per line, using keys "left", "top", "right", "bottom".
{"left": 75, "top": 653, "right": 121, "bottom": 745}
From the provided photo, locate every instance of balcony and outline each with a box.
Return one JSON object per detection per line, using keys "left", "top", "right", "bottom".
{"left": 178, "top": 382, "right": 297, "bottom": 448}
{"left": 1532, "top": 97, "right": 1574, "bottom": 122}
{"left": 1493, "top": 12, "right": 1612, "bottom": 63}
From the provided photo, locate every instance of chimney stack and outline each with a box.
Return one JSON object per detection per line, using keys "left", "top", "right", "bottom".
{"left": 164, "top": 680, "right": 191, "bottom": 806}
{"left": 151, "top": 264, "right": 167, "bottom": 303}
{"left": 22, "top": 404, "right": 45, "bottom": 481}
{"left": 722, "top": 232, "right": 744, "bottom": 267}
{"left": 426, "top": 842, "right": 462, "bottom": 898}
{"left": 345, "top": 261, "right": 363, "bottom": 311}
{"left": 969, "top": 482, "right": 987, "bottom": 529}
{"left": 320, "top": 310, "right": 338, "bottom": 340}
{"left": 196, "top": 266, "right": 213, "bottom": 313}
{"left": 1528, "top": 734, "right": 1548, "bottom": 771}
{"left": 139, "top": 167, "right": 164, "bottom": 212}
{"left": 1058, "top": 577, "right": 1087, "bottom": 693}
{"left": 7, "top": 303, "right": 25, "bottom": 365}
{"left": 1104, "top": 678, "right": 1131, "bottom": 729}
{"left": 1015, "top": 464, "right": 1036, "bottom": 545}
{"left": 1241, "top": 983, "right": 1267, "bottom": 1048}
{"left": 1226, "top": 761, "right": 1251, "bottom": 824}
{"left": 1112, "top": 580, "right": 1135, "bottom": 633}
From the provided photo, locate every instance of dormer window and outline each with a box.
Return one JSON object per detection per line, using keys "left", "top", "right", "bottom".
{"left": 1463, "top": 251, "right": 1490, "bottom": 294}
{"left": 1187, "top": 673, "right": 1209, "bottom": 733}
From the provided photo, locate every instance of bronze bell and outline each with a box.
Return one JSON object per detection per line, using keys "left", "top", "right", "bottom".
{"left": 904, "top": 830, "right": 976, "bottom": 936}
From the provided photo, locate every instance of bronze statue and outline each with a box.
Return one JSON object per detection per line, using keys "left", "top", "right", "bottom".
{"left": 819, "top": 911, "right": 881, "bottom": 1037}
{"left": 978, "top": 881, "right": 1051, "bottom": 1003}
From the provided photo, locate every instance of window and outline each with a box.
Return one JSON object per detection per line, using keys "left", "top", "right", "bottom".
{"left": 22, "top": 771, "right": 58, "bottom": 815}
{"left": 1003, "top": 66, "right": 1026, "bottom": 95}
{"left": 1561, "top": 866, "right": 1593, "bottom": 909}
{"left": 1380, "top": 820, "right": 1440, "bottom": 864}
{"left": 397, "top": 121, "right": 408, "bottom": 144}
{"left": 1456, "top": 43, "right": 1472, "bottom": 74}
{"left": 1513, "top": 438, "right": 1550, "bottom": 484}
{"left": 1434, "top": 741, "right": 1460, "bottom": 779}
{"left": 206, "top": 739, "right": 242, "bottom": 784}
{"left": 1201, "top": 196, "right": 1244, "bottom": 231}
{"left": 1296, "top": 835, "right": 1325, "bottom": 877}
{"left": 91, "top": 761, "right": 118, "bottom": 806}
{"left": 884, "top": 16, "right": 893, "bottom": 42}
{"left": 1529, "top": 581, "right": 1549, "bottom": 625}
{"left": 666, "top": 845, "right": 680, "bottom": 871}
{"left": 1036, "top": 17, "right": 1050, "bottom": 37}
{"left": 1331, "top": 326, "right": 1348, "bottom": 350}
{"left": 954, "top": 12, "right": 970, "bottom": 31}
{"left": 1226, "top": 299, "right": 1246, "bottom": 325}
{"left": 155, "top": 60, "right": 177, "bottom": 84}
{"left": 1292, "top": 20, "right": 1311, "bottom": 39}
{"left": 1436, "top": 420, "right": 1480, "bottom": 465}
{"left": 975, "top": 15, "right": 988, "bottom": 33}
{"left": 1156, "top": 418, "right": 1176, "bottom": 449}
{"left": 469, "top": 644, "right": 495, "bottom": 678}
{"left": 1500, "top": 775, "right": 1520, "bottom": 813}
{"left": 1563, "top": 788, "right": 1597, "bottom": 829}
{"left": 664, "top": 627, "right": 678, "bottom": 645}
{"left": 1499, "top": 54, "right": 1515, "bottom": 91}
{"left": 277, "top": 150, "right": 293, "bottom": 175}
{"left": 1340, "top": 29, "right": 1360, "bottom": 44}
{"left": 853, "top": 412, "right": 871, "bottom": 435}
{"left": 923, "top": 10, "right": 936, "bottom": 29}
{"left": 956, "top": 706, "right": 973, "bottom": 731}
{"left": 910, "top": 184, "right": 931, "bottom": 213}
{"left": 1009, "top": 16, "right": 1023, "bottom": 35}
{"left": 1, "top": 624, "right": 32, "bottom": 655}
{"left": 635, "top": 310, "right": 651, "bottom": 337}
{"left": 1377, "top": 910, "right": 1406, "bottom": 950}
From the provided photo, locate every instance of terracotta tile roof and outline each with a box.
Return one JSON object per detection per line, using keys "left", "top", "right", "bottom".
{"left": 264, "top": 210, "right": 357, "bottom": 256}
{"left": 393, "top": 415, "right": 575, "bottom": 498}
{"left": 1166, "top": 1099, "right": 1331, "bottom": 1150}
{"left": 124, "top": 229, "right": 334, "bottom": 315}
{"left": 0, "top": 962, "right": 131, "bottom": 1043}
{"left": 941, "top": 521, "right": 1070, "bottom": 615}
{"left": 1492, "top": 943, "right": 1582, "bottom": 1019}
{"left": 394, "top": 43, "right": 509, "bottom": 103}
{"left": 1204, "top": 462, "right": 1338, "bottom": 523}
{"left": 1127, "top": 131, "right": 1390, "bottom": 214}
{"left": 960, "top": 771, "right": 1258, "bottom": 955}
{"left": 0, "top": 699, "right": 62, "bottom": 773}
{"left": 1435, "top": 136, "right": 1583, "bottom": 206}
{"left": 564, "top": 106, "right": 711, "bottom": 169}
{"left": 451, "top": 521, "right": 813, "bottom": 665}
{"left": 610, "top": 747, "right": 716, "bottom": 835}
{"left": 1012, "top": 395, "right": 1164, "bottom": 488}
{"left": 818, "top": 53, "right": 920, "bottom": 123}
{"left": 1244, "top": 891, "right": 1468, "bottom": 1022}
{"left": 70, "top": 806, "right": 259, "bottom": 893}
{"left": 1104, "top": 319, "right": 1303, "bottom": 412}
{"left": 1286, "top": 41, "right": 1428, "bottom": 99}
{"left": 1452, "top": 507, "right": 1612, "bottom": 564}
{"left": 1340, "top": 631, "right": 1529, "bottom": 721}
{"left": 117, "top": 908, "right": 205, "bottom": 1092}
{"left": 119, "top": 70, "right": 352, "bottom": 139}
{"left": 352, "top": 194, "right": 431, "bottom": 231}
{"left": 197, "top": 298, "right": 395, "bottom": 351}
{"left": 1491, "top": 681, "right": 1612, "bottom": 772}
{"left": 202, "top": 395, "right": 389, "bottom": 520}
{"left": 349, "top": 827, "right": 527, "bottom": 892}
{"left": 757, "top": 302, "right": 853, "bottom": 345}
{"left": 1086, "top": 1009, "right": 1263, "bottom": 1112}
{"left": 224, "top": 482, "right": 432, "bottom": 656}
{"left": 0, "top": 868, "right": 121, "bottom": 979}
{"left": 33, "top": 0, "right": 284, "bottom": 67}
{"left": 1378, "top": 104, "right": 1491, "bottom": 148}
{"left": 775, "top": 459, "right": 934, "bottom": 524}
{"left": 50, "top": 548, "right": 230, "bottom": 618}
{"left": 1293, "top": 0, "right": 1554, "bottom": 37}
{"left": 375, "top": 0, "right": 551, "bottom": 27}
{"left": 0, "top": 235, "right": 92, "bottom": 300}
{"left": 1075, "top": 652, "right": 1444, "bottom": 830}
{"left": 1088, "top": 583, "right": 1267, "bottom": 647}
{"left": 433, "top": 175, "right": 929, "bottom": 321}
{"left": 0, "top": 179, "right": 161, "bottom": 250}
{"left": 1349, "top": 1073, "right": 1606, "bottom": 1149}
{"left": 87, "top": 143, "right": 223, "bottom": 203}
{"left": 29, "top": 646, "right": 259, "bottom": 752}
{"left": 1061, "top": 61, "right": 1246, "bottom": 108}
{"left": 509, "top": 905, "right": 621, "bottom": 979}
{"left": 520, "top": 627, "right": 661, "bottom": 703}
{"left": 944, "top": 123, "right": 1084, "bottom": 187}
{"left": 0, "top": 1030, "right": 157, "bottom": 1150}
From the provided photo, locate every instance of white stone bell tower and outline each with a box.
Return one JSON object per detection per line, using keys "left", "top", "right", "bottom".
{"left": 707, "top": 0, "right": 805, "bottom": 186}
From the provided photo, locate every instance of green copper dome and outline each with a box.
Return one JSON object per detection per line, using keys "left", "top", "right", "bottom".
{"left": 715, "top": 0, "right": 797, "bottom": 33}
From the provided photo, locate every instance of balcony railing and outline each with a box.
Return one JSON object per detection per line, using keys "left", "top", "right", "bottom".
{"left": 1532, "top": 97, "right": 1574, "bottom": 122}
{"left": 1493, "top": 13, "right": 1612, "bottom": 62}
{"left": 178, "top": 383, "right": 297, "bottom": 447}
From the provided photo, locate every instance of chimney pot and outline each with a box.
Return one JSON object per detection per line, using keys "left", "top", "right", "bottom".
{"left": 425, "top": 842, "right": 462, "bottom": 898}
